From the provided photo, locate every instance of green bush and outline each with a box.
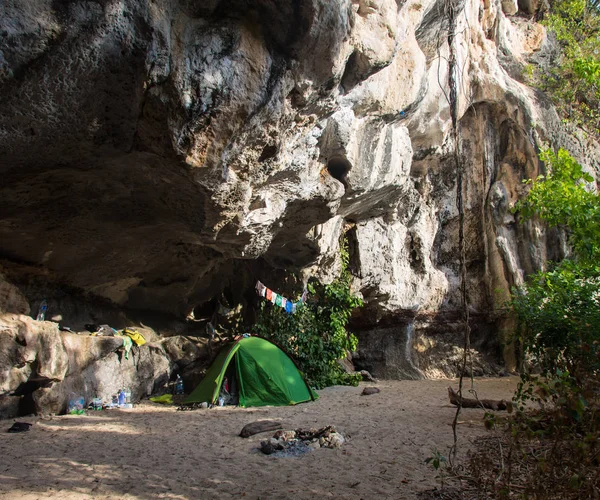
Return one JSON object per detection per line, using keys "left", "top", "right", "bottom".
{"left": 515, "top": 148, "right": 600, "bottom": 261}
{"left": 511, "top": 260, "right": 600, "bottom": 377}
{"left": 253, "top": 238, "right": 363, "bottom": 389}
{"left": 512, "top": 148, "right": 600, "bottom": 378}
{"left": 527, "top": 0, "right": 600, "bottom": 136}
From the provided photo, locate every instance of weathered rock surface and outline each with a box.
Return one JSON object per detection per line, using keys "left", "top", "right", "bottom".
{"left": 1, "top": 0, "right": 599, "bottom": 381}
{"left": 0, "top": 275, "right": 30, "bottom": 316}
{"left": 0, "top": 312, "right": 209, "bottom": 418}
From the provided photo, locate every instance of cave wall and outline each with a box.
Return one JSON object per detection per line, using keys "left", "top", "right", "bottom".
{"left": 1, "top": 0, "right": 599, "bottom": 379}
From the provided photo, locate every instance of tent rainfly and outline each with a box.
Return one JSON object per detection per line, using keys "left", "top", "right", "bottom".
{"left": 183, "top": 336, "right": 318, "bottom": 407}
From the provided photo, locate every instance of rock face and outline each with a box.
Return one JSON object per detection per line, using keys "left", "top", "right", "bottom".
{"left": 1, "top": 0, "right": 599, "bottom": 381}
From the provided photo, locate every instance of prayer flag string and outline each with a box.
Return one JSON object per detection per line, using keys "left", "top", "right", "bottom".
{"left": 255, "top": 281, "right": 307, "bottom": 314}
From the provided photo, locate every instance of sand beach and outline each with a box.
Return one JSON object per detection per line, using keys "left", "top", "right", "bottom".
{"left": 0, "top": 377, "right": 518, "bottom": 499}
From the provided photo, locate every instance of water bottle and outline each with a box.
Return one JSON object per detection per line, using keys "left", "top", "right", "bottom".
{"left": 175, "top": 374, "right": 184, "bottom": 395}
{"left": 124, "top": 388, "right": 131, "bottom": 404}
{"left": 118, "top": 390, "right": 126, "bottom": 406}
{"left": 36, "top": 299, "right": 48, "bottom": 321}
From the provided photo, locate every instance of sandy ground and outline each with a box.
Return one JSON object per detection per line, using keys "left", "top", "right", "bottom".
{"left": 0, "top": 377, "right": 518, "bottom": 500}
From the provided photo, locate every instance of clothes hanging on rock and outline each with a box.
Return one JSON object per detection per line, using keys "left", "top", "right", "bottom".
{"left": 122, "top": 328, "right": 146, "bottom": 346}
{"left": 122, "top": 336, "right": 133, "bottom": 360}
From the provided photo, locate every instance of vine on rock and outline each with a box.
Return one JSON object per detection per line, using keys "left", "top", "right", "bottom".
{"left": 442, "top": 0, "right": 473, "bottom": 462}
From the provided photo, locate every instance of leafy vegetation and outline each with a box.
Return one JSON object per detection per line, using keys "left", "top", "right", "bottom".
{"left": 456, "top": 148, "right": 600, "bottom": 498}
{"left": 425, "top": 449, "right": 449, "bottom": 489}
{"left": 253, "top": 237, "right": 363, "bottom": 389}
{"left": 515, "top": 148, "right": 600, "bottom": 260}
{"left": 510, "top": 260, "right": 600, "bottom": 377}
{"left": 465, "top": 369, "right": 600, "bottom": 498}
{"left": 526, "top": 0, "right": 600, "bottom": 136}
{"left": 511, "top": 148, "right": 600, "bottom": 378}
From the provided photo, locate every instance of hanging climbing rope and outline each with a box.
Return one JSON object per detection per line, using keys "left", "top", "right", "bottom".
{"left": 442, "top": 0, "right": 473, "bottom": 461}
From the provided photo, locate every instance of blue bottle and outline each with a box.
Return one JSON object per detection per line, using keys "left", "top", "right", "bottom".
{"left": 175, "top": 374, "right": 184, "bottom": 395}
{"left": 36, "top": 299, "right": 48, "bottom": 321}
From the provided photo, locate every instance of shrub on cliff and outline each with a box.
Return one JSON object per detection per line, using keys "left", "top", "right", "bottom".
{"left": 527, "top": 0, "right": 600, "bottom": 136}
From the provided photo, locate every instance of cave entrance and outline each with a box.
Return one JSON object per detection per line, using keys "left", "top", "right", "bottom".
{"left": 326, "top": 156, "right": 351, "bottom": 188}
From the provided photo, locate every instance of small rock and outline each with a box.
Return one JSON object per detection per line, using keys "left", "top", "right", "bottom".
{"left": 273, "top": 430, "right": 296, "bottom": 441}
{"left": 259, "top": 441, "right": 276, "bottom": 455}
{"left": 259, "top": 439, "right": 284, "bottom": 455}
{"left": 361, "top": 387, "right": 380, "bottom": 396}
{"left": 328, "top": 432, "right": 345, "bottom": 448}
{"left": 307, "top": 440, "right": 321, "bottom": 450}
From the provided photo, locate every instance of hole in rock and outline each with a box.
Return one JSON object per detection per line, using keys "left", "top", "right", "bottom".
{"left": 258, "top": 144, "right": 278, "bottom": 162}
{"left": 326, "top": 156, "right": 351, "bottom": 188}
{"left": 288, "top": 88, "right": 306, "bottom": 108}
{"left": 341, "top": 49, "right": 373, "bottom": 92}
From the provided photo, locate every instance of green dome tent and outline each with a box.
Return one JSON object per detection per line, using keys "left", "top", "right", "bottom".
{"left": 183, "top": 336, "right": 318, "bottom": 407}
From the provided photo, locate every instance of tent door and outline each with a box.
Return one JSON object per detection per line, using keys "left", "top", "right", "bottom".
{"left": 219, "top": 355, "right": 239, "bottom": 405}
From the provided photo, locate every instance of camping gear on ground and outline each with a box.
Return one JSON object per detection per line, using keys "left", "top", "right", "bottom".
{"left": 7, "top": 422, "right": 32, "bottom": 433}
{"left": 122, "top": 328, "right": 146, "bottom": 346}
{"left": 183, "top": 336, "right": 318, "bottom": 408}
{"left": 36, "top": 299, "right": 47, "bottom": 321}
{"left": 112, "top": 390, "right": 133, "bottom": 408}
{"left": 150, "top": 394, "right": 174, "bottom": 405}
{"left": 68, "top": 393, "right": 86, "bottom": 414}
{"left": 175, "top": 374, "right": 184, "bottom": 395}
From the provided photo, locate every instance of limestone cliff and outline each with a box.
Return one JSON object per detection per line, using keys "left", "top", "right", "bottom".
{"left": 1, "top": 0, "right": 599, "bottom": 388}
